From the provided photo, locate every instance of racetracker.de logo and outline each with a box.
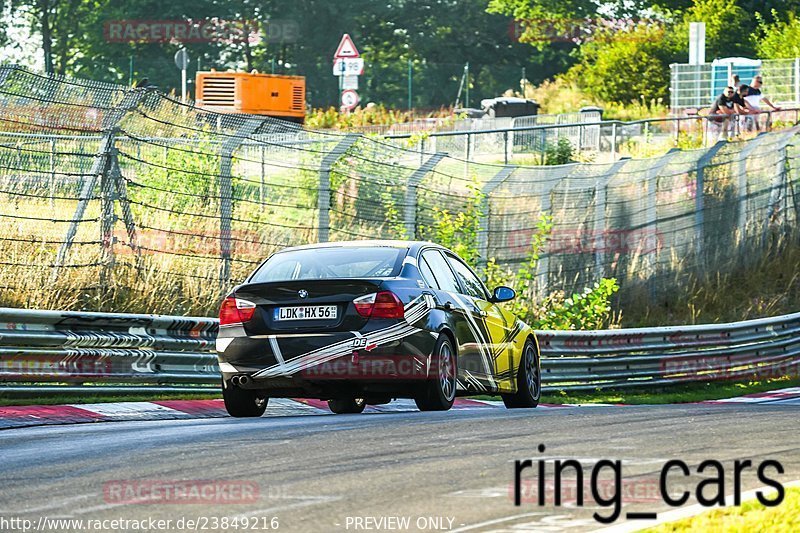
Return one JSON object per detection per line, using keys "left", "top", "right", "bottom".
{"left": 103, "top": 480, "right": 259, "bottom": 504}
{"left": 103, "top": 19, "right": 261, "bottom": 44}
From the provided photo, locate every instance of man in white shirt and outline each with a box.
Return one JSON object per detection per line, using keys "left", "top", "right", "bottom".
{"left": 745, "top": 76, "right": 781, "bottom": 113}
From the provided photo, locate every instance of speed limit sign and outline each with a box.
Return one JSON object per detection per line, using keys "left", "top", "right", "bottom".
{"left": 340, "top": 89, "right": 359, "bottom": 111}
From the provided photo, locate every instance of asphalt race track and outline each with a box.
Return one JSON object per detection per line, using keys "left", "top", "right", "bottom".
{"left": 1, "top": 402, "right": 799, "bottom": 532}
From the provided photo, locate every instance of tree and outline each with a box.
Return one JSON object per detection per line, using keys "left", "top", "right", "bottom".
{"left": 570, "top": 23, "right": 675, "bottom": 103}
{"left": 754, "top": 11, "right": 800, "bottom": 59}
{"left": 673, "top": 0, "right": 753, "bottom": 60}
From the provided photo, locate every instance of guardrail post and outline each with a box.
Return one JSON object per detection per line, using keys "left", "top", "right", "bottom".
{"left": 695, "top": 141, "right": 726, "bottom": 268}
{"left": 404, "top": 153, "right": 446, "bottom": 239}
{"left": 219, "top": 117, "right": 268, "bottom": 289}
{"left": 318, "top": 134, "right": 359, "bottom": 243}
{"left": 593, "top": 158, "right": 630, "bottom": 280}
{"left": 478, "top": 166, "right": 516, "bottom": 269}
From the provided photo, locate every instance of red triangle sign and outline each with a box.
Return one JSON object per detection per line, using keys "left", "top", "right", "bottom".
{"left": 334, "top": 34, "right": 360, "bottom": 58}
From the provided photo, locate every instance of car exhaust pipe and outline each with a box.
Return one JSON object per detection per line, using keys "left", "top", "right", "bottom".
{"left": 238, "top": 374, "right": 252, "bottom": 387}
{"left": 231, "top": 375, "right": 241, "bottom": 386}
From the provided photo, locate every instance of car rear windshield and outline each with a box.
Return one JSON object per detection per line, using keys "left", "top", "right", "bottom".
{"left": 249, "top": 246, "right": 406, "bottom": 283}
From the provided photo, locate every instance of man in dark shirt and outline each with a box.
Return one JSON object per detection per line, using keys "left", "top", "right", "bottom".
{"left": 710, "top": 86, "right": 746, "bottom": 119}
{"left": 709, "top": 86, "right": 745, "bottom": 140}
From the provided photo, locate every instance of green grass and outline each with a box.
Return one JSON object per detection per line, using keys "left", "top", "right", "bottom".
{"left": 622, "top": 241, "right": 800, "bottom": 328}
{"left": 645, "top": 487, "right": 800, "bottom": 532}
{"left": 471, "top": 376, "right": 800, "bottom": 405}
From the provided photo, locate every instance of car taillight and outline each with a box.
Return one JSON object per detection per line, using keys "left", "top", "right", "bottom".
{"left": 353, "top": 291, "right": 405, "bottom": 319}
{"left": 219, "top": 296, "right": 256, "bottom": 326}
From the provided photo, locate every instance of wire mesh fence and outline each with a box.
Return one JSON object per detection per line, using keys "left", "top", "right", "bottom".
{"left": 2, "top": 64, "right": 800, "bottom": 316}
{"left": 385, "top": 109, "right": 800, "bottom": 164}
{"left": 670, "top": 58, "right": 800, "bottom": 110}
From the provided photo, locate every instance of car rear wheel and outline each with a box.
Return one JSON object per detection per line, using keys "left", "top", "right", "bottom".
{"left": 222, "top": 379, "right": 268, "bottom": 417}
{"left": 501, "top": 340, "right": 540, "bottom": 409}
{"left": 328, "top": 397, "right": 366, "bottom": 414}
{"left": 415, "top": 334, "right": 457, "bottom": 412}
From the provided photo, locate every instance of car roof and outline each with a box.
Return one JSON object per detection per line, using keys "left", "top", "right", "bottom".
{"left": 276, "top": 240, "right": 445, "bottom": 254}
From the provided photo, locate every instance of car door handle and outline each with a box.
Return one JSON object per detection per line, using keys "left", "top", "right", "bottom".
{"left": 475, "top": 310, "right": 487, "bottom": 318}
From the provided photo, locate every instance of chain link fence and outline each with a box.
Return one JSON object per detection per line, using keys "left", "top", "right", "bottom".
{"left": 670, "top": 57, "right": 800, "bottom": 110}
{"left": 2, "top": 65, "right": 800, "bottom": 316}
{"left": 385, "top": 110, "right": 800, "bottom": 164}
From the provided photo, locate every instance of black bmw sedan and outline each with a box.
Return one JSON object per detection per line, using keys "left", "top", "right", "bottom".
{"left": 216, "top": 240, "right": 541, "bottom": 416}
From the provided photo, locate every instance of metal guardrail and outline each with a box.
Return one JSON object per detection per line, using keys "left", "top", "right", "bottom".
{"left": 1, "top": 307, "right": 798, "bottom": 398}
{"left": 0, "top": 308, "right": 219, "bottom": 396}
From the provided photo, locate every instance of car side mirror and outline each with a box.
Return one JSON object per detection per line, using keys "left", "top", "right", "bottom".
{"left": 491, "top": 286, "right": 516, "bottom": 302}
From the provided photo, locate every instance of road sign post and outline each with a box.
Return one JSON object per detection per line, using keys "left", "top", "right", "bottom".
{"left": 334, "top": 34, "right": 362, "bottom": 113}
{"left": 174, "top": 48, "right": 190, "bottom": 103}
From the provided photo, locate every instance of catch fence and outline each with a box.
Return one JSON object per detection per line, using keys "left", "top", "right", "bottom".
{"left": 1, "top": 65, "right": 800, "bottom": 317}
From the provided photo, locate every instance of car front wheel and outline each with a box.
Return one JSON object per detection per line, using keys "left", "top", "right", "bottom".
{"left": 501, "top": 340, "right": 540, "bottom": 409}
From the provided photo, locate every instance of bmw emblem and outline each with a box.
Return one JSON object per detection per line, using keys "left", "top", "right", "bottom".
{"left": 298, "top": 290, "right": 308, "bottom": 299}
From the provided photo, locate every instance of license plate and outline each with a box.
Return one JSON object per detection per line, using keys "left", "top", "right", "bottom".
{"left": 274, "top": 305, "right": 338, "bottom": 321}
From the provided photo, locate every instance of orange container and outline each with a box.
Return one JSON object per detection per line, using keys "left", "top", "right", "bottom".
{"left": 195, "top": 71, "right": 306, "bottom": 123}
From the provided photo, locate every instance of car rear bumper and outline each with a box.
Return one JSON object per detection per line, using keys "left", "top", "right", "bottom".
{"left": 217, "top": 326, "right": 438, "bottom": 394}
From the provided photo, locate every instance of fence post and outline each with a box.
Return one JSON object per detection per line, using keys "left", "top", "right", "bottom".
{"left": 695, "top": 141, "right": 726, "bottom": 268}
{"left": 403, "top": 152, "right": 446, "bottom": 239}
{"left": 478, "top": 166, "right": 516, "bottom": 269}
{"left": 593, "top": 158, "right": 630, "bottom": 280}
{"left": 51, "top": 88, "right": 147, "bottom": 282}
{"left": 763, "top": 138, "right": 792, "bottom": 249}
{"left": 646, "top": 149, "right": 681, "bottom": 297}
{"left": 49, "top": 138, "right": 56, "bottom": 211}
{"left": 51, "top": 131, "right": 116, "bottom": 283}
{"left": 536, "top": 174, "right": 569, "bottom": 298}
{"left": 109, "top": 151, "right": 142, "bottom": 273}
{"left": 260, "top": 145, "right": 266, "bottom": 204}
{"left": 99, "top": 144, "right": 120, "bottom": 285}
{"left": 736, "top": 133, "right": 769, "bottom": 249}
{"left": 318, "top": 134, "right": 360, "bottom": 243}
{"left": 795, "top": 57, "right": 800, "bottom": 106}
{"left": 218, "top": 117, "right": 267, "bottom": 289}
{"left": 610, "top": 122, "right": 618, "bottom": 160}
{"left": 503, "top": 130, "right": 509, "bottom": 165}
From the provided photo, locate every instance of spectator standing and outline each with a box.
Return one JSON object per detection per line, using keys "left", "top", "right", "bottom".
{"left": 736, "top": 85, "right": 759, "bottom": 132}
{"left": 747, "top": 76, "right": 781, "bottom": 112}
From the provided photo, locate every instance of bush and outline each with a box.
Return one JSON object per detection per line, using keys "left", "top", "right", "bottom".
{"left": 484, "top": 214, "right": 619, "bottom": 330}
{"left": 542, "top": 138, "right": 574, "bottom": 165}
